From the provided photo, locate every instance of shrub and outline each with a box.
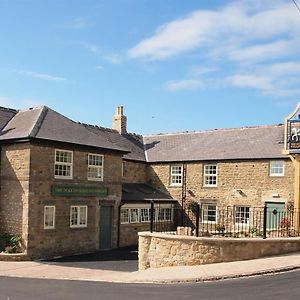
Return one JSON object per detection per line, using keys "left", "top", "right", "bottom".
{"left": 0, "top": 233, "right": 22, "bottom": 253}
{"left": 280, "top": 217, "right": 291, "bottom": 229}
{"left": 216, "top": 224, "right": 225, "bottom": 234}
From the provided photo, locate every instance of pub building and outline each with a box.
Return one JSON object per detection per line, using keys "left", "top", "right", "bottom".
{"left": 0, "top": 103, "right": 299, "bottom": 258}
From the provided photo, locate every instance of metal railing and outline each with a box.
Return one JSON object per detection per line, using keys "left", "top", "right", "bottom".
{"left": 149, "top": 202, "right": 300, "bottom": 239}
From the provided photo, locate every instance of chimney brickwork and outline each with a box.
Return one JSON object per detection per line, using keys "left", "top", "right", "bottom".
{"left": 113, "top": 105, "right": 127, "bottom": 134}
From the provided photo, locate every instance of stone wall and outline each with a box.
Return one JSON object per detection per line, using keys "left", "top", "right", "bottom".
{"left": 148, "top": 159, "right": 294, "bottom": 207}
{"left": 122, "top": 160, "right": 147, "bottom": 183}
{"left": 26, "top": 142, "right": 123, "bottom": 258}
{"left": 0, "top": 143, "right": 30, "bottom": 248}
{"left": 139, "top": 232, "right": 300, "bottom": 270}
{"left": 119, "top": 223, "right": 150, "bottom": 247}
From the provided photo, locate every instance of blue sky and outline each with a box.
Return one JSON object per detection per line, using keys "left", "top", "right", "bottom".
{"left": 1, "top": 0, "right": 300, "bottom": 134}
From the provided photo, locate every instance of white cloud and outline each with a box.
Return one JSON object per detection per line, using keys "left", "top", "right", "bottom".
{"left": 81, "top": 42, "right": 122, "bottom": 64}
{"left": 227, "top": 72, "right": 300, "bottom": 97}
{"left": 261, "top": 62, "right": 300, "bottom": 76}
{"left": 17, "top": 70, "right": 66, "bottom": 81}
{"left": 128, "top": 0, "right": 300, "bottom": 97}
{"left": 188, "top": 66, "right": 218, "bottom": 77}
{"left": 103, "top": 53, "right": 122, "bottom": 65}
{"left": 228, "top": 74, "right": 273, "bottom": 91}
{"left": 128, "top": 1, "right": 300, "bottom": 60}
{"left": 165, "top": 79, "right": 204, "bottom": 91}
{"left": 227, "top": 39, "right": 299, "bottom": 63}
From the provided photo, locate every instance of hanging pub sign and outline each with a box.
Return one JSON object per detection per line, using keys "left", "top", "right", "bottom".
{"left": 284, "top": 103, "right": 300, "bottom": 153}
{"left": 289, "top": 120, "right": 300, "bottom": 150}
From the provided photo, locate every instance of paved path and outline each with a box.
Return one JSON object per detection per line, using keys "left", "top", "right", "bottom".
{"left": 1, "top": 252, "right": 300, "bottom": 284}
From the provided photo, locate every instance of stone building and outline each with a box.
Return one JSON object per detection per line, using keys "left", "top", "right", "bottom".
{"left": 0, "top": 104, "right": 295, "bottom": 257}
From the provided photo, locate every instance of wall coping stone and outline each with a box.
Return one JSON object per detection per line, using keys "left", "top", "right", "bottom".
{"left": 138, "top": 231, "right": 300, "bottom": 243}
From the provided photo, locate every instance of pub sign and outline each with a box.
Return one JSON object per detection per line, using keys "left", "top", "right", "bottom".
{"left": 285, "top": 103, "right": 300, "bottom": 152}
{"left": 51, "top": 185, "right": 108, "bottom": 197}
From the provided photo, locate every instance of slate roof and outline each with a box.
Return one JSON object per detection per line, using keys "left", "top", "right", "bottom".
{"left": 122, "top": 183, "right": 175, "bottom": 203}
{"left": 82, "top": 124, "right": 146, "bottom": 161}
{"left": 0, "top": 105, "right": 288, "bottom": 162}
{"left": 143, "top": 125, "right": 286, "bottom": 162}
{"left": 0, "top": 107, "right": 17, "bottom": 130}
{"left": 0, "top": 106, "right": 129, "bottom": 153}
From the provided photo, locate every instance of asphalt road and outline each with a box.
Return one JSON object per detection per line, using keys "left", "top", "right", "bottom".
{"left": 1, "top": 270, "right": 300, "bottom": 300}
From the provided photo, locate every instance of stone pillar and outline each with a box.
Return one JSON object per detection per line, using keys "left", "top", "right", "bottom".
{"left": 113, "top": 106, "right": 127, "bottom": 134}
{"left": 291, "top": 155, "right": 300, "bottom": 230}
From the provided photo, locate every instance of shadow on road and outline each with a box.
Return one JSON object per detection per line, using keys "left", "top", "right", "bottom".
{"left": 43, "top": 246, "right": 138, "bottom": 272}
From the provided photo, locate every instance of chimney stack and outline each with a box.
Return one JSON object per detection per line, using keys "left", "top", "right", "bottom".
{"left": 113, "top": 105, "right": 127, "bottom": 134}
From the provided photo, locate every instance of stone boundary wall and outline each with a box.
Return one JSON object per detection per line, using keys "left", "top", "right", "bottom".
{"left": 138, "top": 232, "right": 300, "bottom": 270}
{"left": 0, "top": 253, "right": 29, "bottom": 261}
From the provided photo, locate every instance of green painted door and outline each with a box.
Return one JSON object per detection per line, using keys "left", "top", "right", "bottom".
{"left": 100, "top": 206, "right": 112, "bottom": 250}
{"left": 266, "top": 202, "right": 285, "bottom": 230}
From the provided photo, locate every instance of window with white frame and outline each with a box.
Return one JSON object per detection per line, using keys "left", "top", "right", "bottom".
{"left": 54, "top": 150, "right": 73, "bottom": 179}
{"left": 130, "top": 208, "right": 139, "bottom": 223}
{"left": 270, "top": 160, "right": 284, "bottom": 177}
{"left": 158, "top": 207, "right": 173, "bottom": 221}
{"left": 44, "top": 206, "right": 55, "bottom": 229}
{"left": 235, "top": 206, "right": 250, "bottom": 225}
{"left": 170, "top": 165, "right": 183, "bottom": 186}
{"left": 140, "top": 208, "right": 150, "bottom": 222}
{"left": 120, "top": 206, "right": 173, "bottom": 224}
{"left": 120, "top": 208, "right": 129, "bottom": 224}
{"left": 88, "top": 154, "right": 104, "bottom": 181}
{"left": 203, "top": 164, "right": 217, "bottom": 187}
{"left": 70, "top": 206, "right": 87, "bottom": 228}
{"left": 202, "top": 204, "right": 217, "bottom": 223}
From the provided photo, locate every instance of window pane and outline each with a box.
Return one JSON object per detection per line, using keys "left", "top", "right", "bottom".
{"left": 204, "top": 165, "right": 217, "bottom": 186}
{"left": 56, "top": 151, "right": 72, "bottom": 163}
{"left": 88, "top": 154, "right": 103, "bottom": 180}
{"left": 55, "top": 150, "right": 72, "bottom": 178}
{"left": 165, "top": 208, "right": 172, "bottom": 221}
{"left": 140, "top": 208, "right": 150, "bottom": 222}
{"left": 79, "top": 207, "right": 87, "bottom": 225}
{"left": 270, "top": 161, "right": 284, "bottom": 176}
{"left": 130, "top": 209, "right": 139, "bottom": 223}
{"left": 158, "top": 208, "right": 165, "bottom": 221}
{"left": 88, "top": 154, "right": 103, "bottom": 166}
{"left": 202, "top": 204, "right": 216, "bottom": 222}
{"left": 235, "top": 206, "right": 250, "bottom": 224}
{"left": 44, "top": 206, "right": 55, "bottom": 228}
{"left": 71, "top": 207, "right": 78, "bottom": 226}
{"left": 170, "top": 165, "right": 182, "bottom": 185}
{"left": 120, "top": 208, "right": 129, "bottom": 223}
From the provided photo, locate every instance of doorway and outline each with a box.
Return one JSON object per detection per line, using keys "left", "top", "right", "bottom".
{"left": 266, "top": 202, "right": 285, "bottom": 230}
{"left": 100, "top": 206, "right": 112, "bottom": 250}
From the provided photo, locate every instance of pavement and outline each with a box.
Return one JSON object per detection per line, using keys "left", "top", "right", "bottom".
{"left": 1, "top": 250, "right": 300, "bottom": 284}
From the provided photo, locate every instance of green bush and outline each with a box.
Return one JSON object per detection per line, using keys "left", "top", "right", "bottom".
{"left": 0, "top": 233, "right": 22, "bottom": 253}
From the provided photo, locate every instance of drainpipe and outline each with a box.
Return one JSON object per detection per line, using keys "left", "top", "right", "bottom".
{"left": 117, "top": 203, "right": 125, "bottom": 248}
{"left": 181, "top": 163, "right": 187, "bottom": 225}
